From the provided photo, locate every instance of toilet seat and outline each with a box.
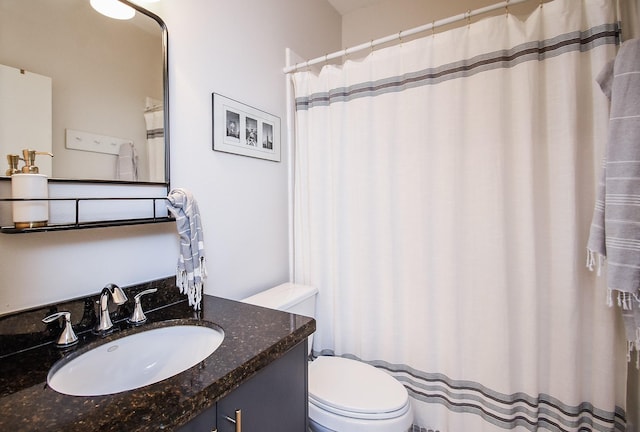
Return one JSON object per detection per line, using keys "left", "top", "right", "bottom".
{"left": 308, "top": 356, "right": 410, "bottom": 420}
{"left": 309, "top": 394, "right": 411, "bottom": 420}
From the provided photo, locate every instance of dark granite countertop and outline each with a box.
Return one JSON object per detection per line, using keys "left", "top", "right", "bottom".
{"left": 0, "top": 277, "right": 315, "bottom": 431}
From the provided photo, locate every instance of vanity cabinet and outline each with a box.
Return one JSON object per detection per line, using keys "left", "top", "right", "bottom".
{"left": 0, "top": 286, "right": 316, "bottom": 432}
{"left": 180, "top": 341, "right": 308, "bottom": 432}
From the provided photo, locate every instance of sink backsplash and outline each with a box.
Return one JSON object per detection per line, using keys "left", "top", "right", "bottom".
{"left": 0, "top": 276, "right": 189, "bottom": 358}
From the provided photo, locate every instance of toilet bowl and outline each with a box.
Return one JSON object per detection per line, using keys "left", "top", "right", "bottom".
{"left": 242, "top": 283, "right": 414, "bottom": 432}
{"left": 308, "top": 356, "right": 413, "bottom": 432}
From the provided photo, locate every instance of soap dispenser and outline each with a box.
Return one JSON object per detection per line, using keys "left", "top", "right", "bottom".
{"left": 20, "top": 149, "right": 53, "bottom": 174}
{"left": 5, "top": 154, "right": 20, "bottom": 176}
{"left": 10, "top": 149, "right": 53, "bottom": 229}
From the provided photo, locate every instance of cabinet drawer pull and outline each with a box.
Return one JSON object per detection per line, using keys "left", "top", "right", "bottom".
{"left": 235, "top": 409, "right": 242, "bottom": 432}
{"left": 224, "top": 409, "right": 242, "bottom": 432}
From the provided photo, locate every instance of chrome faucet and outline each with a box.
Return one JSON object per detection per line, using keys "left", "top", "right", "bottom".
{"left": 128, "top": 288, "right": 158, "bottom": 325}
{"left": 42, "top": 311, "right": 78, "bottom": 347}
{"left": 94, "top": 283, "right": 128, "bottom": 334}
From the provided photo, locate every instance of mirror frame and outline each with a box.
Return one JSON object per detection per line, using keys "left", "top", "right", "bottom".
{"left": 0, "top": 0, "right": 171, "bottom": 232}
{"left": 120, "top": 0, "right": 171, "bottom": 186}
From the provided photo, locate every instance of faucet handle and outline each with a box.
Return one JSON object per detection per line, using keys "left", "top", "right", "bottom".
{"left": 128, "top": 288, "right": 158, "bottom": 324}
{"left": 104, "top": 283, "right": 128, "bottom": 305}
{"left": 94, "top": 283, "right": 128, "bottom": 334}
{"left": 42, "top": 311, "right": 79, "bottom": 348}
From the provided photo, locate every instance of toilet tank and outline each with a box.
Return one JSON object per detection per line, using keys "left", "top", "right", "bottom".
{"left": 241, "top": 283, "right": 318, "bottom": 318}
{"left": 242, "top": 283, "right": 318, "bottom": 356}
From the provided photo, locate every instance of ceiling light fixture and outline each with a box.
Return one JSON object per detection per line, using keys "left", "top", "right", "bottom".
{"left": 90, "top": 0, "right": 136, "bottom": 20}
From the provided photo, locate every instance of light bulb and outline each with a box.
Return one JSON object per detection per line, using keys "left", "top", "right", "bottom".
{"left": 90, "top": 0, "right": 136, "bottom": 20}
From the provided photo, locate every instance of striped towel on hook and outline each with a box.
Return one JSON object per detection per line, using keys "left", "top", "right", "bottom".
{"left": 166, "top": 188, "right": 207, "bottom": 310}
{"left": 587, "top": 39, "right": 640, "bottom": 365}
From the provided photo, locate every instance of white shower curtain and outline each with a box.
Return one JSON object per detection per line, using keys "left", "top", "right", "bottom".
{"left": 292, "top": 0, "right": 628, "bottom": 430}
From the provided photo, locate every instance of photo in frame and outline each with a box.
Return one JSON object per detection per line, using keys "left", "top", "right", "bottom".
{"left": 212, "top": 93, "right": 281, "bottom": 162}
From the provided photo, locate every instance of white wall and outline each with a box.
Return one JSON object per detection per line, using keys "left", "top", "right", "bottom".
{"left": 340, "top": 0, "right": 548, "bottom": 48}
{"left": 341, "top": 0, "right": 639, "bottom": 49}
{"left": 0, "top": 0, "right": 340, "bottom": 314}
{"left": 154, "top": 0, "right": 340, "bottom": 302}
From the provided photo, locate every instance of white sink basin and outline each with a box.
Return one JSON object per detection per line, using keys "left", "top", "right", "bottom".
{"left": 47, "top": 324, "right": 224, "bottom": 396}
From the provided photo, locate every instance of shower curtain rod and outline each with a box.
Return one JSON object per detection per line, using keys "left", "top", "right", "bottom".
{"left": 283, "top": 0, "right": 531, "bottom": 74}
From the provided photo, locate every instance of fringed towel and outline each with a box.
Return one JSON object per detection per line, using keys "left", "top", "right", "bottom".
{"left": 587, "top": 39, "right": 640, "bottom": 366}
{"left": 167, "top": 188, "right": 207, "bottom": 310}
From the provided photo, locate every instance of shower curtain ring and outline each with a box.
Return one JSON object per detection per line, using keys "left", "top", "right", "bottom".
{"left": 505, "top": 0, "right": 510, "bottom": 17}
{"left": 466, "top": 10, "right": 471, "bottom": 28}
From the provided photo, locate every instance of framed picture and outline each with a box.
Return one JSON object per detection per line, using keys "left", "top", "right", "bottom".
{"left": 212, "top": 93, "right": 281, "bottom": 162}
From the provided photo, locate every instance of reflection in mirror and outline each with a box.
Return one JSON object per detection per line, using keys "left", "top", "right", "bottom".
{"left": 0, "top": 0, "right": 167, "bottom": 183}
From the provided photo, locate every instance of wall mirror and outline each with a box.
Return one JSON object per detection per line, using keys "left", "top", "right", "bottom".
{"left": 0, "top": 0, "right": 169, "bottom": 184}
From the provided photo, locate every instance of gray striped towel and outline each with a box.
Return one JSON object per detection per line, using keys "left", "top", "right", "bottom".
{"left": 587, "top": 39, "right": 640, "bottom": 364}
{"left": 116, "top": 142, "right": 138, "bottom": 181}
{"left": 167, "top": 188, "right": 207, "bottom": 310}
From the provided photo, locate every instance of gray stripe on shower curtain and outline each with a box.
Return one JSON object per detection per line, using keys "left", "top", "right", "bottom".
{"left": 332, "top": 353, "right": 626, "bottom": 432}
{"left": 295, "top": 23, "right": 620, "bottom": 111}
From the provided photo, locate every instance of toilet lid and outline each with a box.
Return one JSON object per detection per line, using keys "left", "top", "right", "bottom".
{"left": 308, "top": 356, "right": 409, "bottom": 418}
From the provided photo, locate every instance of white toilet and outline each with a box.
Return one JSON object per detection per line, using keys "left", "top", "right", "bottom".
{"left": 242, "top": 283, "right": 414, "bottom": 432}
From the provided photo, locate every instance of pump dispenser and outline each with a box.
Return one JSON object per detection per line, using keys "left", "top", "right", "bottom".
{"left": 5, "top": 154, "right": 20, "bottom": 176}
{"left": 9, "top": 149, "right": 53, "bottom": 229}
{"left": 20, "top": 149, "right": 53, "bottom": 174}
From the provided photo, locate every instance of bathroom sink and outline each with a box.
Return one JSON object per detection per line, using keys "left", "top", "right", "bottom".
{"left": 47, "top": 324, "right": 224, "bottom": 396}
